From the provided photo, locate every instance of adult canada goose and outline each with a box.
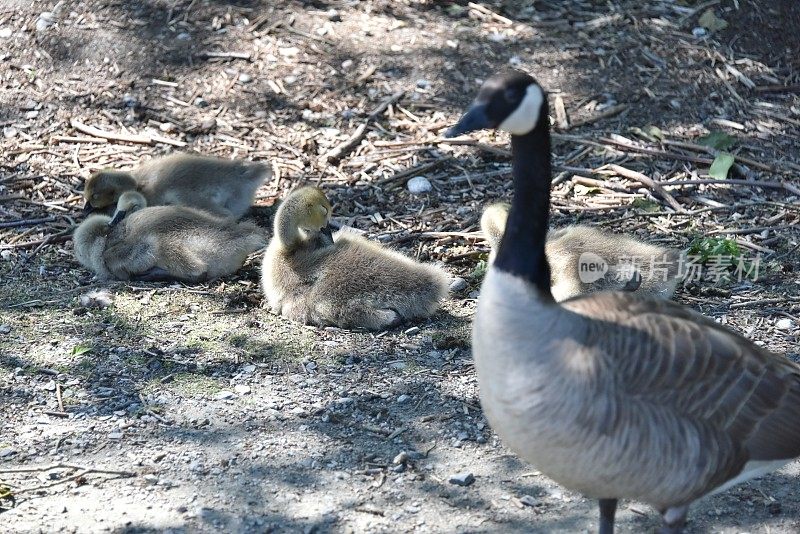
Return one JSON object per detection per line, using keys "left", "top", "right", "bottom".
{"left": 480, "top": 202, "right": 683, "bottom": 300}
{"left": 73, "top": 193, "right": 267, "bottom": 282}
{"left": 447, "top": 70, "right": 800, "bottom": 533}
{"left": 261, "top": 186, "right": 449, "bottom": 330}
{"left": 83, "top": 153, "right": 271, "bottom": 219}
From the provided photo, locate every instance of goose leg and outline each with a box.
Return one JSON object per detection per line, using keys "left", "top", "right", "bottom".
{"left": 598, "top": 498, "right": 617, "bottom": 534}
{"left": 658, "top": 504, "right": 689, "bottom": 534}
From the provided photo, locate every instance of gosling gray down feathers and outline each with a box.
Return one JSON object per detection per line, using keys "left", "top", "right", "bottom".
{"left": 261, "top": 186, "right": 449, "bottom": 330}
{"left": 74, "top": 191, "right": 267, "bottom": 282}
{"left": 449, "top": 69, "right": 800, "bottom": 534}
{"left": 480, "top": 202, "right": 683, "bottom": 300}
{"left": 83, "top": 152, "right": 271, "bottom": 219}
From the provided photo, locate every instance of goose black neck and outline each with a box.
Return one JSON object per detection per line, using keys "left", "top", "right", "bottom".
{"left": 493, "top": 118, "right": 554, "bottom": 299}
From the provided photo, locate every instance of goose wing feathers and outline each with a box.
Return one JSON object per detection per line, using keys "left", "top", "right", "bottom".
{"left": 562, "top": 291, "right": 800, "bottom": 466}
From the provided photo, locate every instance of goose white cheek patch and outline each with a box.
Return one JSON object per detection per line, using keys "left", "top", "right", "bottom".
{"left": 498, "top": 84, "right": 544, "bottom": 135}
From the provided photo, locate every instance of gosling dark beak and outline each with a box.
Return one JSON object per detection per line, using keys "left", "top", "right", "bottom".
{"left": 320, "top": 224, "right": 334, "bottom": 241}
{"left": 444, "top": 103, "right": 492, "bottom": 138}
{"left": 108, "top": 210, "right": 127, "bottom": 227}
{"left": 83, "top": 202, "right": 95, "bottom": 215}
{"left": 622, "top": 270, "right": 643, "bottom": 292}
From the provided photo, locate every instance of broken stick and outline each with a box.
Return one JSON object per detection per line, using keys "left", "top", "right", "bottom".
{"left": 599, "top": 164, "right": 686, "bottom": 213}
{"left": 322, "top": 90, "right": 405, "bottom": 163}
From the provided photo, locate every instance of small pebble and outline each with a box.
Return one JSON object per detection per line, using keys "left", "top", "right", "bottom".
{"left": 448, "top": 472, "right": 475, "bottom": 487}
{"left": 341, "top": 59, "right": 354, "bottom": 70}
{"left": 242, "top": 364, "right": 256, "bottom": 374}
{"left": 234, "top": 385, "right": 251, "bottom": 395}
{"left": 159, "top": 122, "right": 175, "bottom": 132}
{"left": 238, "top": 73, "right": 252, "bottom": 83}
{"left": 393, "top": 451, "right": 409, "bottom": 465}
{"left": 3, "top": 126, "right": 18, "bottom": 138}
{"left": 194, "top": 97, "right": 209, "bottom": 108}
{"left": 36, "top": 12, "right": 56, "bottom": 32}
{"left": 176, "top": 32, "right": 191, "bottom": 41}
{"left": 108, "top": 432, "right": 124, "bottom": 440}
{"left": 776, "top": 318, "right": 794, "bottom": 331}
{"left": 214, "top": 390, "right": 236, "bottom": 401}
{"left": 692, "top": 27, "right": 708, "bottom": 38}
{"left": 0, "top": 28, "right": 12, "bottom": 38}
{"left": 0, "top": 324, "right": 11, "bottom": 335}
{"left": 279, "top": 46, "right": 300, "bottom": 57}
{"left": 80, "top": 289, "right": 114, "bottom": 308}
{"left": 407, "top": 176, "right": 432, "bottom": 195}
{"left": 519, "top": 494, "right": 538, "bottom": 507}
{"left": 449, "top": 277, "right": 468, "bottom": 292}
{"left": 122, "top": 94, "right": 138, "bottom": 108}
{"left": 397, "top": 394, "right": 411, "bottom": 404}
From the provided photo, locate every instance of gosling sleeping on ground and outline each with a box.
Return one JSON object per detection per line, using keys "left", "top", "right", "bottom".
{"left": 261, "top": 186, "right": 450, "bottom": 330}
{"left": 481, "top": 202, "right": 683, "bottom": 300}
{"left": 83, "top": 153, "right": 271, "bottom": 219}
{"left": 74, "top": 191, "right": 267, "bottom": 282}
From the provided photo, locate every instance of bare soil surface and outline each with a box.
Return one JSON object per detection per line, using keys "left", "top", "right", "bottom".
{"left": 1, "top": 1, "right": 799, "bottom": 532}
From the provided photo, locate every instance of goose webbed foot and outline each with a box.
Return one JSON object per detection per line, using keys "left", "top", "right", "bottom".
{"left": 598, "top": 498, "right": 617, "bottom": 534}
{"left": 658, "top": 504, "right": 689, "bottom": 534}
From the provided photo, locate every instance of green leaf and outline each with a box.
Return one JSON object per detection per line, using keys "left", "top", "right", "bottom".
{"left": 446, "top": 4, "right": 465, "bottom": 16}
{"left": 629, "top": 126, "right": 665, "bottom": 143}
{"left": 573, "top": 184, "right": 600, "bottom": 196}
{"left": 709, "top": 152, "right": 735, "bottom": 179}
{"left": 470, "top": 260, "right": 488, "bottom": 280}
{"left": 71, "top": 345, "right": 92, "bottom": 357}
{"left": 644, "top": 125, "right": 665, "bottom": 142}
{"left": 698, "top": 9, "right": 728, "bottom": 32}
{"left": 698, "top": 131, "right": 735, "bottom": 150}
{"left": 631, "top": 198, "right": 660, "bottom": 212}
{"left": 688, "top": 237, "right": 740, "bottom": 263}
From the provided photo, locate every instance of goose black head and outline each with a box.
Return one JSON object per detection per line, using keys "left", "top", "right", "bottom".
{"left": 445, "top": 70, "right": 546, "bottom": 138}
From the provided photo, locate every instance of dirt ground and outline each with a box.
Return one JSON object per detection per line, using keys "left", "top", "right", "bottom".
{"left": 1, "top": 1, "right": 799, "bottom": 532}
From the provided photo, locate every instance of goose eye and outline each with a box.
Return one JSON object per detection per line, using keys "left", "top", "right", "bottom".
{"left": 92, "top": 193, "right": 99, "bottom": 200}
{"left": 504, "top": 88, "right": 521, "bottom": 103}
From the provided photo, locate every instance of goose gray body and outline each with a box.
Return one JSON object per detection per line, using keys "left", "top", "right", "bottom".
{"left": 475, "top": 270, "right": 800, "bottom": 510}
{"left": 449, "top": 69, "right": 800, "bottom": 532}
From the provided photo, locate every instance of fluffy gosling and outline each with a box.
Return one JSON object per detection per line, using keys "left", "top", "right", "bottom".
{"left": 261, "top": 186, "right": 449, "bottom": 330}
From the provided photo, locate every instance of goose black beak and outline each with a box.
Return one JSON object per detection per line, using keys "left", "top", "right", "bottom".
{"left": 83, "top": 202, "right": 95, "bottom": 215}
{"left": 444, "top": 103, "right": 492, "bottom": 138}
{"left": 108, "top": 210, "right": 127, "bottom": 227}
